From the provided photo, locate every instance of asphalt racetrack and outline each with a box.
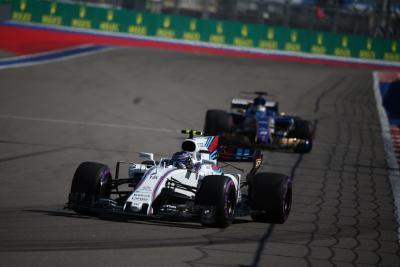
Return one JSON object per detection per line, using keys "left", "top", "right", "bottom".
{"left": 0, "top": 47, "right": 399, "bottom": 266}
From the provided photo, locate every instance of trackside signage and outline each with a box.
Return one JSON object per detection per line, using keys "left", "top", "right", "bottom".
{"left": 11, "top": 0, "right": 31, "bottom": 22}
{"left": 41, "top": 2, "right": 62, "bottom": 25}
{"left": 71, "top": 5, "right": 92, "bottom": 29}
{"left": 128, "top": 13, "right": 148, "bottom": 36}
{"left": 7, "top": 0, "right": 400, "bottom": 64}
{"left": 258, "top": 27, "right": 279, "bottom": 50}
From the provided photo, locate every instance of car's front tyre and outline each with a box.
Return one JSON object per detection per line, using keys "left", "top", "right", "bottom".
{"left": 196, "top": 175, "right": 237, "bottom": 228}
{"left": 69, "top": 162, "right": 112, "bottom": 214}
{"left": 289, "top": 119, "right": 313, "bottom": 153}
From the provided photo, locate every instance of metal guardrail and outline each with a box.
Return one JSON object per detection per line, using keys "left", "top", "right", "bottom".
{"left": 64, "top": 0, "right": 400, "bottom": 38}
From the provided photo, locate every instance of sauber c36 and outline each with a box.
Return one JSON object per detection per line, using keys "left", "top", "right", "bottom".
{"left": 204, "top": 92, "right": 313, "bottom": 153}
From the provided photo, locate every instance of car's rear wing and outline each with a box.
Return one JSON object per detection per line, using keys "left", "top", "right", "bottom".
{"left": 231, "top": 98, "right": 278, "bottom": 112}
{"left": 218, "top": 145, "right": 263, "bottom": 175}
{"left": 218, "top": 145, "right": 256, "bottom": 162}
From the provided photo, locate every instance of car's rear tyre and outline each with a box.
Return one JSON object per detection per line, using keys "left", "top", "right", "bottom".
{"left": 204, "top": 109, "right": 232, "bottom": 136}
{"left": 196, "top": 175, "right": 237, "bottom": 228}
{"left": 249, "top": 172, "right": 292, "bottom": 224}
{"left": 69, "top": 162, "right": 112, "bottom": 213}
{"left": 289, "top": 120, "right": 313, "bottom": 153}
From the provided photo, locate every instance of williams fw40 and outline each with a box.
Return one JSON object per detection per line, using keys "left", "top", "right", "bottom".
{"left": 67, "top": 130, "right": 292, "bottom": 228}
{"left": 204, "top": 92, "right": 313, "bottom": 153}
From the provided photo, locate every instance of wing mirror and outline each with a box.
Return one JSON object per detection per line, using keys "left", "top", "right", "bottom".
{"left": 139, "top": 152, "right": 155, "bottom": 163}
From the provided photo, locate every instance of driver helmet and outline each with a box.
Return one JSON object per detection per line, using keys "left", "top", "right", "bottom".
{"left": 171, "top": 151, "right": 193, "bottom": 169}
{"left": 253, "top": 96, "right": 266, "bottom": 112}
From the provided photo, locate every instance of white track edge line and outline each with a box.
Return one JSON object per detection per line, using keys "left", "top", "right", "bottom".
{"left": 0, "top": 44, "right": 104, "bottom": 62}
{"left": 0, "top": 45, "right": 117, "bottom": 70}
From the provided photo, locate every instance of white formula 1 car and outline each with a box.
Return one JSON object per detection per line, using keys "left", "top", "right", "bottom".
{"left": 67, "top": 130, "right": 292, "bottom": 227}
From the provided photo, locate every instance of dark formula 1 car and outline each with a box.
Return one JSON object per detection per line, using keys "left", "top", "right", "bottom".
{"left": 204, "top": 92, "right": 313, "bottom": 153}
{"left": 66, "top": 130, "right": 292, "bottom": 228}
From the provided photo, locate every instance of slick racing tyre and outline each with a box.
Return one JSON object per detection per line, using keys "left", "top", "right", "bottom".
{"left": 196, "top": 175, "right": 237, "bottom": 228}
{"left": 204, "top": 109, "right": 232, "bottom": 136}
{"left": 289, "top": 119, "right": 313, "bottom": 153}
{"left": 249, "top": 172, "right": 292, "bottom": 224}
{"left": 69, "top": 162, "right": 112, "bottom": 213}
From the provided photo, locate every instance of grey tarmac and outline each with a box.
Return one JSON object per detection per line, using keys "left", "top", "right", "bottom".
{"left": 0, "top": 47, "right": 398, "bottom": 267}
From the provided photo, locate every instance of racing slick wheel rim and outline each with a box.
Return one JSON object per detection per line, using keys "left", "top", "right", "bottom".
{"left": 282, "top": 185, "right": 292, "bottom": 220}
{"left": 224, "top": 179, "right": 236, "bottom": 222}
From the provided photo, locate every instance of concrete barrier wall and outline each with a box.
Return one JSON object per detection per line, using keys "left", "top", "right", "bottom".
{"left": 5, "top": 0, "right": 400, "bottom": 64}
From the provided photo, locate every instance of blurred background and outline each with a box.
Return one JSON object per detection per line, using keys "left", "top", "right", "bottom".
{"left": 67, "top": 0, "right": 400, "bottom": 38}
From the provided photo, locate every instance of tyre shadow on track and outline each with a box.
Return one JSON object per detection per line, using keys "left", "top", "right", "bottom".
{"left": 24, "top": 208, "right": 253, "bottom": 230}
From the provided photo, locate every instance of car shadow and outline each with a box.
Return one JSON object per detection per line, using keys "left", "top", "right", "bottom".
{"left": 24, "top": 208, "right": 253, "bottom": 229}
